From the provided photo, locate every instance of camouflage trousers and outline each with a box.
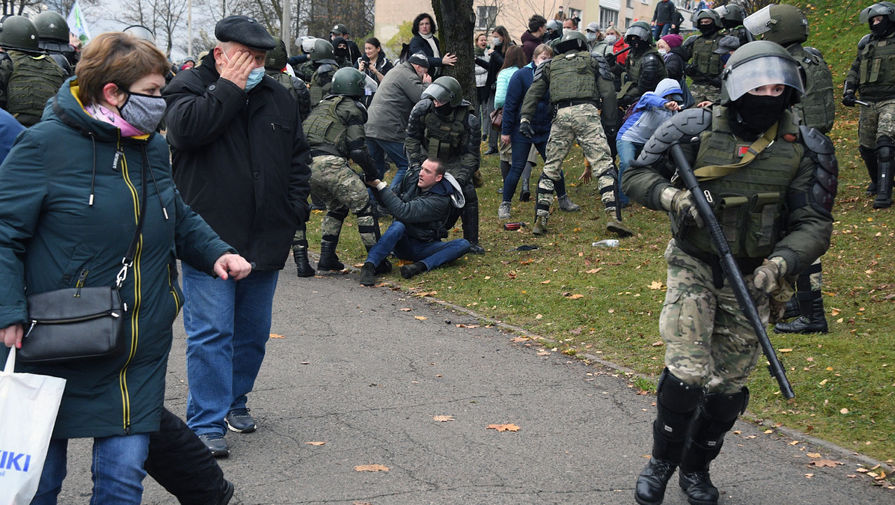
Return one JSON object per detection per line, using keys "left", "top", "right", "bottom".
{"left": 303, "top": 155, "right": 378, "bottom": 249}
{"left": 659, "top": 239, "right": 769, "bottom": 394}
{"left": 689, "top": 82, "right": 721, "bottom": 105}
{"left": 858, "top": 98, "right": 895, "bottom": 148}
{"left": 537, "top": 103, "right": 616, "bottom": 217}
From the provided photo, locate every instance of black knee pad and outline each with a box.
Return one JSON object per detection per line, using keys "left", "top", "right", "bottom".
{"left": 702, "top": 387, "right": 749, "bottom": 426}
{"left": 878, "top": 136, "right": 895, "bottom": 161}
{"left": 657, "top": 368, "right": 704, "bottom": 414}
{"left": 327, "top": 207, "right": 349, "bottom": 221}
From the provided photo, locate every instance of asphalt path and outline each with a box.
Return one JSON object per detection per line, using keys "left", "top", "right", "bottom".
{"left": 57, "top": 263, "right": 893, "bottom": 504}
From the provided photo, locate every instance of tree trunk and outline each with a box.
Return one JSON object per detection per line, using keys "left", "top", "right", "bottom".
{"left": 432, "top": 0, "right": 476, "bottom": 106}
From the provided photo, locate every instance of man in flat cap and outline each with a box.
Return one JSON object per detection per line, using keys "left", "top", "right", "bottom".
{"left": 163, "top": 14, "right": 312, "bottom": 458}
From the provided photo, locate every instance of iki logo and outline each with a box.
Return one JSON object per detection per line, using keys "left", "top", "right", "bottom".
{"left": 0, "top": 450, "right": 33, "bottom": 475}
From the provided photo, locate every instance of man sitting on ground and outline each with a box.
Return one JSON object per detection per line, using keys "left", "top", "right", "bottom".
{"left": 360, "top": 158, "right": 469, "bottom": 285}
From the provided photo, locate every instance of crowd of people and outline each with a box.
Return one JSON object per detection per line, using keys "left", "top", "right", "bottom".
{"left": 0, "top": 2, "right": 892, "bottom": 504}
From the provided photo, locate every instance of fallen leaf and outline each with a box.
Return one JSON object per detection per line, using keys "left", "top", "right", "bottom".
{"left": 415, "top": 291, "right": 437, "bottom": 297}
{"left": 805, "top": 473, "right": 814, "bottom": 479}
{"left": 535, "top": 314, "right": 543, "bottom": 319}
{"left": 433, "top": 415, "right": 455, "bottom": 422}
{"left": 400, "top": 307, "right": 412, "bottom": 312}
{"left": 649, "top": 281, "right": 663, "bottom": 290}
{"left": 541, "top": 280, "right": 551, "bottom": 284}
{"left": 565, "top": 293, "right": 585, "bottom": 299}
{"left": 484, "top": 276, "right": 491, "bottom": 280}
{"left": 651, "top": 341, "right": 664, "bottom": 347}
{"left": 511, "top": 336, "right": 529, "bottom": 342}
{"left": 354, "top": 464, "right": 389, "bottom": 472}
{"left": 586, "top": 268, "right": 602, "bottom": 274}
{"left": 831, "top": 307, "right": 841, "bottom": 316}
{"left": 305, "top": 441, "right": 326, "bottom": 446}
{"left": 764, "top": 429, "right": 775, "bottom": 434}
{"left": 487, "top": 423, "right": 521, "bottom": 432}
{"left": 537, "top": 350, "right": 551, "bottom": 356}
{"left": 456, "top": 324, "right": 480, "bottom": 328}
{"left": 270, "top": 333, "right": 285, "bottom": 339}
{"left": 840, "top": 408, "right": 849, "bottom": 414}
{"left": 856, "top": 467, "right": 870, "bottom": 473}
{"left": 779, "top": 348, "right": 793, "bottom": 353}
{"left": 414, "top": 316, "right": 427, "bottom": 321}
{"left": 807, "top": 452, "right": 822, "bottom": 459}
{"left": 809, "top": 459, "right": 842, "bottom": 468}
{"left": 354, "top": 502, "right": 374, "bottom": 505}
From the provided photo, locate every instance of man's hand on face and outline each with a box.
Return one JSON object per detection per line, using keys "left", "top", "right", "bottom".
{"left": 218, "top": 48, "right": 256, "bottom": 90}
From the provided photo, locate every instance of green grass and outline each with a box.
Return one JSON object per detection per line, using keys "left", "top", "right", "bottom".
{"left": 304, "top": 1, "right": 895, "bottom": 465}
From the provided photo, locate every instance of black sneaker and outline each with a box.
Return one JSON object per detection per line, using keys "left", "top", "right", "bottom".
{"left": 360, "top": 262, "right": 377, "bottom": 286}
{"left": 225, "top": 408, "right": 256, "bottom": 433}
{"left": 375, "top": 258, "right": 392, "bottom": 274}
{"left": 198, "top": 433, "right": 229, "bottom": 458}
{"left": 400, "top": 261, "right": 426, "bottom": 279}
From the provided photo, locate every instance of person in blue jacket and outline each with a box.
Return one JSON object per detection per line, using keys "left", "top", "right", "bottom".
{"left": 498, "top": 43, "right": 576, "bottom": 220}
{"left": 616, "top": 78, "right": 684, "bottom": 206}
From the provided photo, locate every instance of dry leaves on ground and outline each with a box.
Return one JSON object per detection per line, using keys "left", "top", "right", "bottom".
{"left": 414, "top": 316, "right": 427, "bottom": 321}
{"left": 354, "top": 464, "right": 389, "bottom": 472}
{"left": 305, "top": 441, "right": 326, "bottom": 446}
{"left": 270, "top": 333, "right": 285, "bottom": 339}
{"left": 433, "top": 415, "right": 455, "bottom": 422}
{"left": 487, "top": 423, "right": 521, "bottom": 432}
{"left": 809, "top": 459, "right": 843, "bottom": 468}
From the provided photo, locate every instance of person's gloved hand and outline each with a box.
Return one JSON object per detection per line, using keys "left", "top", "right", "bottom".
{"left": 842, "top": 92, "right": 857, "bottom": 107}
{"left": 659, "top": 187, "right": 703, "bottom": 228}
{"left": 519, "top": 119, "right": 534, "bottom": 139}
{"left": 752, "top": 257, "right": 788, "bottom": 295}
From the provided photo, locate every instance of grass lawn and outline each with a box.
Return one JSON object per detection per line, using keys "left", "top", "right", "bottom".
{"left": 304, "top": 0, "right": 894, "bottom": 466}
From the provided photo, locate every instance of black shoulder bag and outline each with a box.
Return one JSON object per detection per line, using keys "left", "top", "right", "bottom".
{"left": 18, "top": 162, "right": 147, "bottom": 364}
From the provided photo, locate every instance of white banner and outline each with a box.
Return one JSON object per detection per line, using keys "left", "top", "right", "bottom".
{"left": 66, "top": 0, "right": 92, "bottom": 45}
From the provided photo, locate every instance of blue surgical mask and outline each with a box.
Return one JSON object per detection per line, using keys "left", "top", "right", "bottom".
{"left": 245, "top": 67, "right": 265, "bottom": 91}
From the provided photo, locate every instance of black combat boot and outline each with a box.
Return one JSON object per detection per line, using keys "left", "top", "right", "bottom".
{"left": 780, "top": 296, "right": 800, "bottom": 320}
{"left": 359, "top": 262, "right": 377, "bottom": 286}
{"left": 678, "top": 389, "right": 748, "bottom": 505}
{"left": 292, "top": 245, "right": 315, "bottom": 278}
{"left": 859, "top": 145, "right": 878, "bottom": 196}
{"left": 874, "top": 136, "right": 893, "bottom": 209}
{"left": 461, "top": 187, "right": 485, "bottom": 254}
{"left": 774, "top": 290, "right": 828, "bottom": 334}
{"left": 317, "top": 239, "right": 345, "bottom": 272}
{"left": 400, "top": 261, "right": 426, "bottom": 279}
{"left": 635, "top": 370, "right": 703, "bottom": 505}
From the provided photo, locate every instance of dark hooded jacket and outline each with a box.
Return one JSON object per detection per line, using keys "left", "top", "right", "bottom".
{"left": 0, "top": 77, "right": 232, "bottom": 438}
{"left": 163, "top": 52, "right": 311, "bottom": 271}
{"left": 375, "top": 165, "right": 461, "bottom": 242}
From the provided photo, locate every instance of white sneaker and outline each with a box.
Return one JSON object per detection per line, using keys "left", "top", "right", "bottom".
{"left": 498, "top": 201, "right": 511, "bottom": 220}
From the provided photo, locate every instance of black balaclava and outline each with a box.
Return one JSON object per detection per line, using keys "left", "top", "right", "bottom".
{"left": 728, "top": 89, "right": 792, "bottom": 140}
{"left": 699, "top": 23, "right": 719, "bottom": 36}
{"left": 871, "top": 17, "right": 894, "bottom": 37}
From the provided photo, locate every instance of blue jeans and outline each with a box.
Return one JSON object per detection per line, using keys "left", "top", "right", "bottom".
{"left": 365, "top": 221, "right": 470, "bottom": 271}
{"left": 367, "top": 138, "right": 409, "bottom": 191}
{"left": 502, "top": 138, "right": 568, "bottom": 202}
{"left": 182, "top": 265, "right": 279, "bottom": 436}
{"left": 653, "top": 23, "right": 671, "bottom": 40}
{"left": 32, "top": 434, "right": 150, "bottom": 505}
{"left": 616, "top": 139, "right": 644, "bottom": 206}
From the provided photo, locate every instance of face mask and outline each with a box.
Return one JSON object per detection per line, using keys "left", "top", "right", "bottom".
{"left": 732, "top": 92, "right": 788, "bottom": 136}
{"left": 245, "top": 67, "right": 265, "bottom": 91}
{"left": 658, "top": 48, "right": 668, "bottom": 56}
{"left": 119, "top": 91, "right": 167, "bottom": 134}
{"left": 699, "top": 24, "right": 718, "bottom": 35}
{"left": 605, "top": 35, "right": 617, "bottom": 45}
{"left": 586, "top": 32, "right": 597, "bottom": 42}
{"left": 871, "top": 18, "right": 893, "bottom": 37}
{"left": 434, "top": 102, "right": 452, "bottom": 116}
{"left": 491, "top": 37, "right": 501, "bottom": 46}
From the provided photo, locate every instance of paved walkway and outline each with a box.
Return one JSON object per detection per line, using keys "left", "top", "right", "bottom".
{"left": 58, "top": 266, "right": 893, "bottom": 504}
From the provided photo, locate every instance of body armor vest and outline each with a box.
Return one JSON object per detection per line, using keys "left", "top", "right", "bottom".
{"left": 303, "top": 95, "right": 350, "bottom": 157}
{"left": 691, "top": 34, "right": 723, "bottom": 83}
{"left": 549, "top": 51, "right": 598, "bottom": 102}
{"left": 675, "top": 107, "right": 804, "bottom": 259}
{"left": 309, "top": 66, "right": 336, "bottom": 106}
{"left": 6, "top": 51, "right": 66, "bottom": 126}
{"left": 857, "top": 32, "right": 895, "bottom": 98}
{"left": 625, "top": 47, "right": 660, "bottom": 85}
{"left": 790, "top": 45, "right": 835, "bottom": 134}
{"left": 423, "top": 106, "right": 470, "bottom": 161}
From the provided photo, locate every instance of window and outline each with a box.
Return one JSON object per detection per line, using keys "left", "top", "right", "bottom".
{"left": 625, "top": 17, "right": 632, "bottom": 29}
{"left": 475, "top": 6, "right": 497, "bottom": 30}
{"left": 568, "top": 8, "right": 582, "bottom": 19}
{"left": 600, "top": 7, "right": 618, "bottom": 28}
{"left": 626, "top": 0, "right": 633, "bottom": 7}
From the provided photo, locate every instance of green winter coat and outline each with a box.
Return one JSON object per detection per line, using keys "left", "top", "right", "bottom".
{"left": 0, "top": 78, "right": 233, "bottom": 438}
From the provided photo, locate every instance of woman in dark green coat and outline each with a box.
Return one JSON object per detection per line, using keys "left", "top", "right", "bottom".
{"left": 0, "top": 32, "right": 251, "bottom": 504}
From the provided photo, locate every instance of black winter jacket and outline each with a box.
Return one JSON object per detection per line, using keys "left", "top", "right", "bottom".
{"left": 164, "top": 52, "right": 312, "bottom": 271}
{"left": 375, "top": 165, "right": 460, "bottom": 242}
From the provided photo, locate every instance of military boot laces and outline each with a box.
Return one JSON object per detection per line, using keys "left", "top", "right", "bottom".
{"left": 635, "top": 458, "right": 677, "bottom": 505}
{"left": 678, "top": 470, "right": 719, "bottom": 505}
{"left": 532, "top": 215, "right": 549, "bottom": 236}
{"left": 557, "top": 194, "right": 581, "bottom": 212}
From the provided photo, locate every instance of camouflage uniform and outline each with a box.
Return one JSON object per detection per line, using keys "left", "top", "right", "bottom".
{"left": 309, "top": 154, "right": 378, "bottom": 249}
{"left": 0, "top": 50, "right": 66, "bottom": 126}
{"left": 522, "top": 45, "right": 628, "bottom": 236}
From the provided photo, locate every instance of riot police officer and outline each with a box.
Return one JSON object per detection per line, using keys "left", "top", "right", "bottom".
{"left": 0, "top": 16, "right": 66, "bottom": 126}
{"left": 745, "top": 3, "right": 836, "bottom": 334}
{"left": 615, "top": 21, "right": 667, "bottom": 108}
{"left": 623, "top": 41, "right": 835, "bottom": 505}
{"left": 308, "top": 38, "right": 340, "bottom": 107}
{"left": 265, "top": 38, "right": 312, "bottom": 119}
{"left": 843, "top": 1, "right": 895, "bottom": 208}
{"left": 294, "top": 67, "right": 385, "bottom": 276}
{"left": 405, "top": 76, "right": 485, "bottom": 254}
{"left": 681, "top": 9, "right": 725, "bottom": 104}
{"left": 34, "top": 11, "right": 75, "bottom": 76}
{"left": 715, "top": 3, "right": 751, "bottom": 46}
{"left": 522, "top": 31, "right": 625, "bottom": 236}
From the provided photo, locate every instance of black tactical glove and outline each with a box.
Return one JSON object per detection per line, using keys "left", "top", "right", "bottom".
{"left": 684, "top": 63, "right": 697, "bottom": 77}
{"left": 519, "top": 119, "right": 534, "bottom": 139}
{"left": 605, "top": 51, "right": 617, "bottom": 66}
{"left": 842, "top": 92, "right": 857, "bottom": 107}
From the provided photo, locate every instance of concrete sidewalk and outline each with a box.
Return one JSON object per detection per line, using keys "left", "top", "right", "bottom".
{"left": 58, "top": 266, "right": 893, "bottom": 504}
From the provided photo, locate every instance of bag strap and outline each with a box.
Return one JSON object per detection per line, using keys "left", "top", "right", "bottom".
{"left": 115, "top": 156, "right": 148, "bottom": 290}
{"left": 693, "top": 122, "right": 779, "bottom": 181}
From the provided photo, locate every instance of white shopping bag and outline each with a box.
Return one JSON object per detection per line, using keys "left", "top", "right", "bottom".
{"left": 0, "top": 348, "right": 65, "bottom": 505}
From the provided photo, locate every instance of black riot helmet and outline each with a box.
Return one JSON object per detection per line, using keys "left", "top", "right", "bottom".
{"left": 554, "top": 30, "right": 587, "bottom": 54}
{"left": 0, "top": 16, "right": 40, "bottom": 53}
{"left": 861, "top": 2, "right": 895, "bottom": 37}
{"left": 714, "top": 3, "right": 746, "bottom": 29}
{"left": 624, "top": 21, "right": 652, "bottom": 46}
{"left": 422, "top": 76, "right": 463, "bottom": 107}
{"left": 34, "top": 11, "right": 69, "bottom": 43}
{"left": 331, "top": 67, "right": 366, "bottom": 97}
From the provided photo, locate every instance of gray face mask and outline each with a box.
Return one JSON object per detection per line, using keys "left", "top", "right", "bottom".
{"left": 120, "top": 91, "right": 167, "bottom": 134}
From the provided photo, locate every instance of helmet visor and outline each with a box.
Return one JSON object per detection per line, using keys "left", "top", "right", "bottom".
{"left": 743, "top": 5, "right": 773, "bottom": 36}
{"left": 860, "top": 3, "right": 895, "bottom": 23}
{"left": 724, "top": 55, "right": 804, "bottom": 102}
{"left": 625, "top": 25, "right": 650, "bottom": 42}
{"left": 421, "top": 82, "right": 451, "bottom": 104}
